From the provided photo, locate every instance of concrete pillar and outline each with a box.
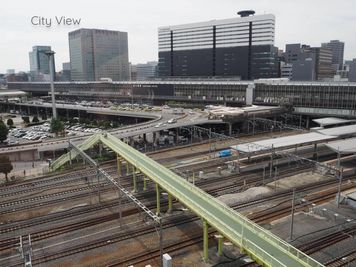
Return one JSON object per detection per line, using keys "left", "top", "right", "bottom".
{"left": 66, "top": 109, "right": 69, "bottom": 120}
{"left": 175, "top": 128, "right": 179, "bottom": 143}
{"left": 153, "top": 132, "right": 157, "bottom": 145}
{"left": 313, "top": 143, "right": 318, "bottom": 159}
{"left": 228, "top": 123, "right": 232, "bottom": 136}
{"left": 167, "top": 193, "right": 173, "bottom": 213}
{"left": 215, "top": 234, "right": 224, "bottom": 256}
{"left": 132, "top": 165, "right": 137, "bottom": 193}
{"left": 143, "top": 176, "right": 148, "bottom": 191}
{"left": 99, "top": 143, "right": 103, "bottom": 157}
{"left": 156, "top": 183, "right": 161, "bottom": 215}
{"left": 203, "top": 219, "right": 209, "bottom": 262}
{"left": 126, "top": 161, "right": 129, "bottom": 174}
{"left": 117, "top": 156, "right": 122, "bottom": 176}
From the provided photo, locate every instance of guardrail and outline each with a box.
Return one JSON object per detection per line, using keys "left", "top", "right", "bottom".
{"left": 51, "top": 132, "right": 324, "bottom": 267}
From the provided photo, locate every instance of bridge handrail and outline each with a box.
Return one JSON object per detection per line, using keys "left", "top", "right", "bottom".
{"left": 105, "top": 134, "right": 322, "bottom": 267}
{"left": 52, "top": 133, "right": 324, "bottom": 267}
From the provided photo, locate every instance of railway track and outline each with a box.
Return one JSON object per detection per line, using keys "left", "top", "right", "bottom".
{"left": 297, "top": 227, "right": 356, "bottom": 255}
{"left": 325, "top": 250, "right": 356, "bottom": 267}
{"left": 2, "top": 175, "right": 354, "bottom": 266}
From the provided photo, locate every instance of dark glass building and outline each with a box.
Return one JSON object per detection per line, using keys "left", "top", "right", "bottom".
{"left": 158, "top": 12, "right": 279, "bottom": 80}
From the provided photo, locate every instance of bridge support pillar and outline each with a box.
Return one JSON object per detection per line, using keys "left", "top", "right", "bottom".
{"left": 156, "top": 183, "right": 161, "bottom": 215}
{"left": 228, "top": 123, "right": 232, "bottom": 136}
{"left": 126, "top": 160, "right": 129, "bottom": 175}
{"left": 99, "top": 143, "right": 103, "bottom": 157}
{"left": 117, "top": 156, "right": 122, "bottom": 176}
{"left": 132, "top": 165, "right": 137, "bottom": 193}
{"left": 215, "top": 234, "right": 224, "bottom": 256}
{"left": 313, "top": 143, "right": 318, "bottom": 159}
{"left": 203, "top": 219, "right": 209, "bottom": 262}
{"left": 143, "top": 176, "right": 148, "bottom": 191}
{"left": 167, "top": 193, "right": 173, "bottom": 213}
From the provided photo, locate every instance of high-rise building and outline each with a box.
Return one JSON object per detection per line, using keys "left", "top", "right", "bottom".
{"left": 321, "top": 40, "right": 344, "bottom": 71}
{"left": 280, "top": 62, "right": 293, "bottom": 79}
{"left": 284, "top": 44, "right": 311, "bottom": 64}
{"left": 135, "top": 61, "right": 158, "bottom": 81}
{"left": 60, "top": 62, "right": 71, "bottom": 81}
{"left": 29, "top": 46, "right": 55, "bottom": 81}
{"left": 129, "top": 63, "right": 137, "bottom": 81}
{"left": 312, "top": 47, "right": 334, "bottom": 80}
{"left": 349, "top": 59, "right": 356, "bottom": 82}
{"left": 69, "top": 28, "right": 129, "bottom": 81}
{"left": 285, "top": 44, "right": 334, "bottom": 81}
{"left": 158, "top": 11, "right": 279, "bottom": 80}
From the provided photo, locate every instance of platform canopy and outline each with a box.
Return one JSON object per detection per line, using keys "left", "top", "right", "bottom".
{"left": 317, "top": 124, "right": 356, "bottom": 137}
{"left": 231, "top": 132, "right": 336, "bottom": 153}
{"left": 313, "top": 117, "right": 356, "bottom": 127}
{"left": 325, "top": 137, "right": 356, "bottom": 154}
{"left": 0, "top": 90, "right": 26, "bottom": 97}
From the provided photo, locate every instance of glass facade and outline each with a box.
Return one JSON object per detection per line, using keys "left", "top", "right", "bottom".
{"left": 158, "top": 14, "right": 278, "bottom": 80}
{"left": 69, "top": 29, "right": 129, "bottom": 81}
{"left": 28, "top": 46, "right": 55, "bottom": 81}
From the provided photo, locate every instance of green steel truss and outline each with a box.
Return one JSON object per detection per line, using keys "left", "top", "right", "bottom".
{"left": 51, "top": 133, "right": 324, "bottom": 267}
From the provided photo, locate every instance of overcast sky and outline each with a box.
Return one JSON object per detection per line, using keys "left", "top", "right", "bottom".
{"left": 1, "top": 0, "right": 355, "bottom": 73}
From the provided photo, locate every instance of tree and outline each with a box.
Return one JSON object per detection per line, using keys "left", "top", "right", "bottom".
{"left": 6, "top": 119, "right": 14, "bottom": 127}
{"left": 0, "top": 156, "right": 13, "bottom": 182}
{"left": 32, "top": 116, "right": 39, "bottom": 123}
{"left": 0, "top": 121, "right": 8, "bottom": 143}
{"left": 22, "top": 116, "right": 30, "bottom": 124}
{"left": 50, "top": 118, "right": 64, "bottom": 136}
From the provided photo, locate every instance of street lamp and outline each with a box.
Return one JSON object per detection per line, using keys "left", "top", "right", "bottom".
{"left": 44, "top": 50, "right": 57, "bottom": 119}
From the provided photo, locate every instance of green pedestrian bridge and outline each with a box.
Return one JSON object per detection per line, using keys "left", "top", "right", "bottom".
{"left": 51, "top": 133, "right": 324, "bottom": 267}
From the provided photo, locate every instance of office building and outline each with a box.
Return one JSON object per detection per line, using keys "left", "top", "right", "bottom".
{"left": 131, "top": 61, "right": 158, "bottom": 81}
{"left": 292, "top": 58, "right": 315, "bottom": 81}
{"left": 284, "top": 44, "right": 311, "bottom": 64}
{"left": 280, "top": 62, "right": 292, "bottom": 79}
{"left": 29, "top": 46, "right": 55, "bottom": 81}
{"left": 312, "top": 47, "right": 334, "bottom": 80}
{"left": 60, "top": 62, "right": 71, "bottom": 81}
{"left": 321, "top": 40, "right": 344, "bottom": 71}
{"left": 349, "top": 59, "right": 356, "bottom": 82}
{"left": 285, "top": 44, "right": 334, "bottom": 81}
{"left": 130, "top": 63, "right": 137, "bottom": 81}
{"left": 69, "top": 28, "right": 129, "bottom": 81}
{"left": 158, "top": 11, "right": 279, "bottom": 80}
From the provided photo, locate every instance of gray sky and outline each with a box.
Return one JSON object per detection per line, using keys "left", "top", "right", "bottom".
{"left": 1, "top": 0, "right": 355, "bottom": 73}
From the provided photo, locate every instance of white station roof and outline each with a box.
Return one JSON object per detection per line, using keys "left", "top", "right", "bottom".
{"left": 313, "top": 117, "right": 356, "bottom": 126}
{"left": 317, "top": 124, "right": 356, "bottom": 137}
{"left": 325, "top": 137, "right": 356, "bottom": 154}
{"left": 232, "top": 132, "right": 336, "bottom": 153}
{"left": 0, "top": 90, "right": 26, "bottom": 97}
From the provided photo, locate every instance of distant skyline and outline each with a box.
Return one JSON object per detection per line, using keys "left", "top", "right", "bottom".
{"left": 1, "top": 0, "right": 355, "bottom": 73}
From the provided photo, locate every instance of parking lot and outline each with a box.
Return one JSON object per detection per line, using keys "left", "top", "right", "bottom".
{"left": 8, "top": 122, "right": 104, "bottom": 144}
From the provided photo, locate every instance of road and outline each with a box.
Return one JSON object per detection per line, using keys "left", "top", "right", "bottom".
{"left": 0, "top": 106, "right": 224, "bottom": 154}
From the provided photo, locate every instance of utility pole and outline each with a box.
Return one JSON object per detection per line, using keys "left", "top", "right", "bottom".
{"left": 45, "top": 50, "right": 57, "bottom": 119}
{"left": 289, "top": 188, "right": 296, "bottom": 240}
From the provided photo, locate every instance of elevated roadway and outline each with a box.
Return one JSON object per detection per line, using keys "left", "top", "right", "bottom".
{"left": 0, "top": 108, "right": 224, "bottom": 156}
{"left": 51, "top": 133, "right": 324, "bottom": 267}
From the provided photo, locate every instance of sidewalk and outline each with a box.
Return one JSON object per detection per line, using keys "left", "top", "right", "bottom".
{"left": 0, "top": 160, "right": 49, "bottom": 183}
